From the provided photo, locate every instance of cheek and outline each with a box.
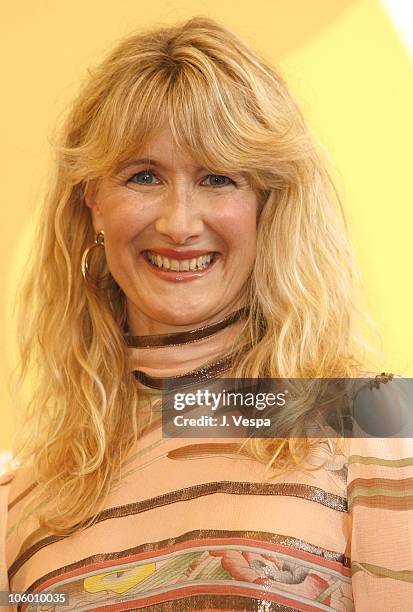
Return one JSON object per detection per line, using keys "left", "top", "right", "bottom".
{"left": 102, "top": 199, "right": 148, "bottom": 241}
{"left": 215, "top": 200, "right": 257, "bottom": 254}
{"left": 99, "top": 201, "right": 146, "bottom": 275}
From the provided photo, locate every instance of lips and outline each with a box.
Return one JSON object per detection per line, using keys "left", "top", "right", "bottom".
{"left": 140, "top": 248, "right": 219, "bottom": 282}
{"left": 142, "top": 248, "right": 217, "bottom": 260}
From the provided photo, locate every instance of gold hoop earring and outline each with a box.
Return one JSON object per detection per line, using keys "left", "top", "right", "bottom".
{"left": 81, "top": 230, "right": 112, "bottom": 289}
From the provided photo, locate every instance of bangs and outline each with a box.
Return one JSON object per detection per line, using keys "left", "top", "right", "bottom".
{"left": 62, "top": 21, "right": 298, "bottom": 193}
{"left": 91, "top": 62, "right": 278, "bottom": 191}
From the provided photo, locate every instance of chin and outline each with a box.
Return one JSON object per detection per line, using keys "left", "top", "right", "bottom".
{"left": 156, "top": 307, "right": 213, "bottom": 327}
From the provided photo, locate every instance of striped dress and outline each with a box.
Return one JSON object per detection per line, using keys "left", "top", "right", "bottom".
{"left": 1, "top": 374, "right": 412, "bottom": 611}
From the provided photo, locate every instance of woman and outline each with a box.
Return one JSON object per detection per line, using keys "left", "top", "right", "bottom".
{"left": 1, "top": 16, "right": 412, "bottom": 611}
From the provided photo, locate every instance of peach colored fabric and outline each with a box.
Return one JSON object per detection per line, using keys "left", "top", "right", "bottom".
{"left": 1, "top": 346, "right": 412, "bottom": 611}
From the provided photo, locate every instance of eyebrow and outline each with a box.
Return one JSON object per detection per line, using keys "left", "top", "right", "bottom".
{"left": 114, "top": 158, "right": 163, "bottom": 172}
{"left": 114, "top": 158, "right": 208, "bottom": 173}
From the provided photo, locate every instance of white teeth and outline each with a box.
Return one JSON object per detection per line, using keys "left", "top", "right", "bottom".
{"left": 146, "top": 251, "right": 215, "bottom": 271}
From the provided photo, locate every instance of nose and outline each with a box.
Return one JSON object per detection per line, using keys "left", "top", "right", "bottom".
{"left": 154, "top": 188, "right": 204, "bottom": 244}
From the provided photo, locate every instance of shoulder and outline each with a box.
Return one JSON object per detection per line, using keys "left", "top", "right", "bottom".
{"left": 0, "top": 469, "right": 16, "bottom": 509}
{"left": 344, "top": 375, "right": 413, "bottom": 607}
{"left": 336, "top": 372, "right": 413, "bottom": 488}
{"left": 345, "top": 372, "right": 413, "bottom": 505}
{"left": 0, "top": 463, "right": 39, "bottom": 524}
{"left": 0, "top": 470, "right": 16, "bottom": 564}
{"left": 0, "top": 471, "right": 15, "bottom": 488}
{"left": 0, "top": 464, "right": 40, "bottom": 569}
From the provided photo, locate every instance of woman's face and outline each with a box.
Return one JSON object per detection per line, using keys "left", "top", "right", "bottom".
{"left": 85, "top": 124, "right": 259, "bottom": 333}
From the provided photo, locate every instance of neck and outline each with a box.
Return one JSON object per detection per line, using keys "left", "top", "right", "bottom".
{"left": 126, "top": 298, "right": 248, "bottom": 336}
{"left": 125, "top": 307, "right": 248, "bottom": 379}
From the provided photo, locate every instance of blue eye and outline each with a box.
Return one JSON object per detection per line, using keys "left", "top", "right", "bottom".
{"left": 203, "top": 175, "right": 234, "bottom": 187}
{"left": 128, "top": 171, "right": 159, "bottom": 185}
{"left": 127, "top": 171, "right": 235, "bottom": 187}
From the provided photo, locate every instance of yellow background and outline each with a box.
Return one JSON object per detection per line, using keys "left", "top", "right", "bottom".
{"left": 1, "top": 0, "right": 412, "bottom": 453}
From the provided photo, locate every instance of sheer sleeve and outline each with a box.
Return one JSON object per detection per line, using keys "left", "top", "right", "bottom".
{"left": 0, "top": 470, "right": 14, "bottom": 611}
{"left": 347, "top": 376, "right": 413, "bottom": 610}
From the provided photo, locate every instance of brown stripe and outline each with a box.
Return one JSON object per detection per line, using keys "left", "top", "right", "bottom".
{"left": 351, "top": 495, "right": 413, "bottom": 510}
{"left": 133, "top": 353, "right": 234, "bottom": 389}
{"left": 113, "top": 594, "right": 300, "bottom": 611}
{"left": 19, "top": 593, "right": 299, "bottom": 612}
{"left": 125, "top": 307, "right": 248, "bottom": 348}
{"left": 8, "top": 482, "right": 37, "bottom": 511}
{"left": 8, "top": 481, "right": 347, "bottom": 580}
{"left": 16, "top": 525, "right": 52, "bottom": 563}
{"left": 167, "top": 442, "right": 250, "bottom": 460}
{"left": 0, "top": 475, "right": 14, "bottom": 487}
{"left": 23, "top": 528, "right": 349, "bottom": 597}
{"left": 348, "top": 477, "right": 413, "bottom": 493}
{"left": 145, "top": 596, "right": 299, "bottom": 611}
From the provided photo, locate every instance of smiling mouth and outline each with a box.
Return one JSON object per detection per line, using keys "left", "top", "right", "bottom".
{"left": 144, "top": 250, "right": 217, "bottom": 272}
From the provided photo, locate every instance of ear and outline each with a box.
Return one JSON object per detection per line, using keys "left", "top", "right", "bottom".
{"left": 84, "top": 180, "right": 104, "bottom": 234}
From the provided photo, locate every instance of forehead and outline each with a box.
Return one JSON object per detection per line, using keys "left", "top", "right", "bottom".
{"left": 111, "top": 118, "right": 250, "bottom": 182}
{"left": 135, "top": 125, "right": 203, "bottom": 171}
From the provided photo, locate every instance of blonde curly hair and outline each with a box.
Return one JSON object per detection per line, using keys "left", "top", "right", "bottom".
{"left": 11, "top": 15, "right": 378, "bottom": 535}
